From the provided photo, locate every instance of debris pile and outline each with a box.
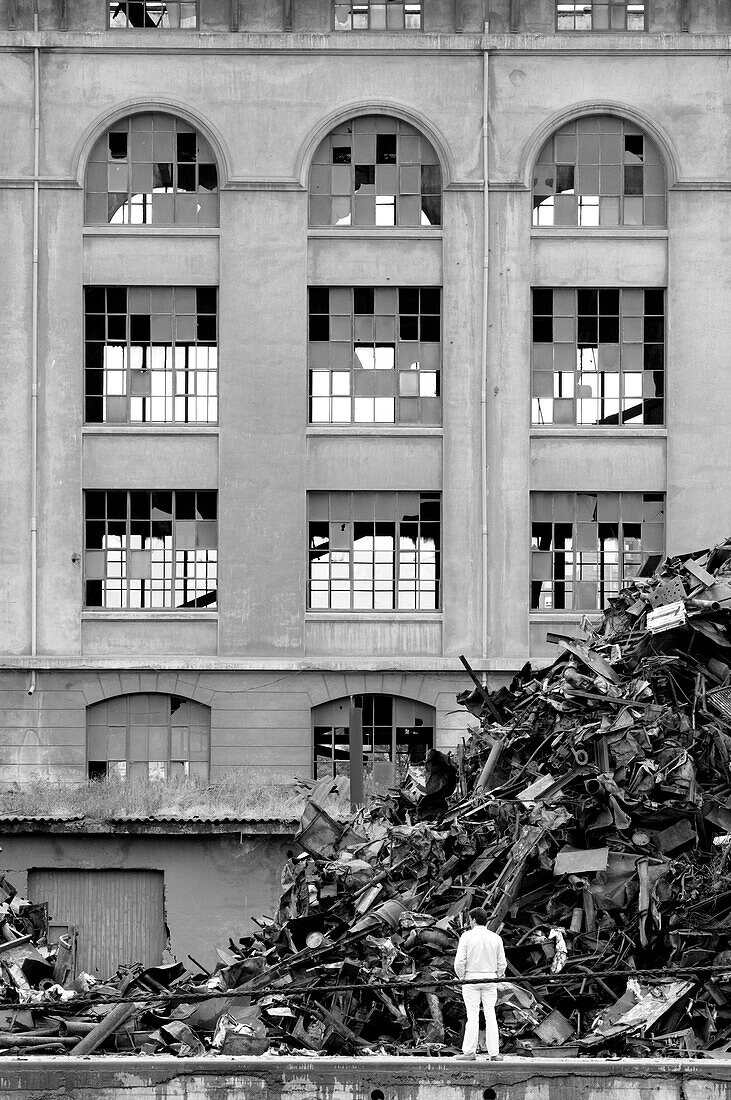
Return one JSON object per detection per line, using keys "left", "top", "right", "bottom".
{"left": 4, "top": 539, "right": 731, "bottom": 1058}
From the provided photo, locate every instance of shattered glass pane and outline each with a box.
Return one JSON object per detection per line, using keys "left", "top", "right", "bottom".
{"left": 532, "top": 112, "right": 663, "bottom": 227}
{"left": 309, "top": 287, "right": 441, "bottom": 425}
{"left": 308, "top": 493, "right": 440, "bottom": 610}
{"left": 530, "top": 491, "right": 664, "bottom": 610}
{"left": 532, "top": 287, "right": 664, "bottom": 428}
{"left": 85, "top": 113, "right": 218, "bottom": 226}
{"left": 309, "top": 116, "right": 440, "bottom": 227}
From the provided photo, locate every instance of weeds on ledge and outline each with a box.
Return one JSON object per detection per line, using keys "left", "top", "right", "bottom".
{"left": 0, "top": 771, "right": 305, "bottom": 822}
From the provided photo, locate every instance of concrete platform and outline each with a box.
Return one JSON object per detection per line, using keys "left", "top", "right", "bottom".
{"left": 0, "top": 1055, "right": 730, "bottom": 1100}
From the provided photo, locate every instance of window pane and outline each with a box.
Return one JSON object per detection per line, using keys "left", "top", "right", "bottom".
{"left": 85, "top": 286, "right": 218, "bottom": 425}
{"left": 309, "top": 287, "right": 441, "bottom": 427}
{"left": 532, "top": 286, "right": 664, "bottom": 428}
{"left": 532, "top": 112, "right": 664, "bottom": 228}
{"left": 86, "top": 114, "right": 217, "bottom": 226}
{"left": 309, "top": 116, "right": 440, "bottom": 228}
{"left": 530, "top": 491, "right": 664, "bottom": 610}
{"left": 86, "top": 693, "right": 210, "bottom": 781}
{"left": 308, "top": 493, "right": 440, "bottom": 610}
{"left": 84, "top": 491, "right": 217, "bottom": 609}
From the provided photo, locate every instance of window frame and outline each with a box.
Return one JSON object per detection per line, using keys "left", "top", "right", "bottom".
{"left": 84, "top": 489, "right": 218, "bottom": 611}
{"left": 108, "top": 0, "right": 200, "bottom": 28}
{"left": 308, "top": 286, "right": 441, "bottom": 426}
{"left": 532, "top": 115, "right": 666, "bottom": 229}
{"left": 555, "top": 1, "right": 647, "bottom": 31}
{"left": 530, "top": 491, "right": 665, "bottom": 612}
{"left": 312, "top": 693, "right": 434, "bottom": 782}
{"left": 531, "top": 286, "right": 665, "bottom": 428}
{"left": 307, "top": 491, "right": 441, "bottom": 612}
{"left": 86, "top": 693, "right": 211, "bottom": 781}
{"left": 84, "top": 113, "right": 219, "bottom": 228}
{"left": 332, "top": 0, "right": 423, "bottom": 30}
{"left": 84, "top": 286, "right": 218, "bottom": 426}
{"left": 308, "top": 115, "right": 442, "bottom": 229}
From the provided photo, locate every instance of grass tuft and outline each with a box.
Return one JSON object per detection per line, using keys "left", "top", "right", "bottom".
{"left": 0, "top": 771, "right": 305, "bottom": 822}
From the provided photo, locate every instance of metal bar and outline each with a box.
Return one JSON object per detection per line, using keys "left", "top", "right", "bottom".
{"left": 348, "top": 702, "right": 364, "bottom": 809}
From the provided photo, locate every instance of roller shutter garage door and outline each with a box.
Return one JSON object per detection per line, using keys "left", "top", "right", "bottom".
{"left": 29, "top": 868, "right": 165, "bottom": 978}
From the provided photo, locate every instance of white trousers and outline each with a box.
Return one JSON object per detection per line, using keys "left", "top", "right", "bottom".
{"left": 461, "top": 981, "right": 499, "bottom": 1056}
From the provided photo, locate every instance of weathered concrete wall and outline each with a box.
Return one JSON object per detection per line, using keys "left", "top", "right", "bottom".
{"left": 485, "top": 44, "right": 730, "bottom": 666}
{"left": 1, "top": 21, "right": 730, "bottom": 784}
{"left": 3, "top": 831, "right": 292, "bottom": 972}
{"left": 1, "top": 1055, "right": 731, "bottom": 1099}
{"left": 0, "top": 667, "right": 475, "bottom": 782}
{"left": 2, "top": 0, "right": 726, "bottom": 32}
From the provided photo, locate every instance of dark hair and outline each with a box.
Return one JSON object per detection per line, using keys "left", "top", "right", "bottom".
{"left": 470, "top": 907, "right": 488, "bottom": 926}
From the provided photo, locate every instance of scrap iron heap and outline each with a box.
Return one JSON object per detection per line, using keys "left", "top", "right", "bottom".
{"left": 5, "top": 538, "right": 731, "bottom": 1057}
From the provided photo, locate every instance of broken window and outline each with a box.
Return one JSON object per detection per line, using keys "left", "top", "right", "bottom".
{"left": 85, "top": 113, "right": 218, "bottom": 226}
{"left": 556, "top": 2, "right": 646, "bottom": 29}
{"left": 530, "top": 491, "right": 664, "bottom": 611}
{"left": 84, "top": 490, "right": 217, "bottom": 610}
{"left": 333, "top": 0, "right": 422, "bottom": 29}
{"left": 308, "top": 491, "right": 440, "bottom": 611}
{"left": 84, "top": 286, "right": 217, "bottom": 424}
{"left": 309, "top": 286, "right": 440, "bottom": 425}
{"left": 109, "top": 0, "right": 197, "bottom": 26}
{"left": 87, "top": 694, "right": 210, "bottom": 781}
{"left": 309, "top": 116, "right": 441, "bottom": 227}
{"left": 532, "top": 115, "right": 665, "bottom": 227}
{"left": 313, "top": 694, "right": 434, "bottom": 783}
{"left": 532, "top": 287, "right": 664, "bottom": 426}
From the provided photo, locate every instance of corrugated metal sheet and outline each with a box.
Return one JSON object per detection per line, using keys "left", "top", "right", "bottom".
{"left": 0, "top": 813, "right": 83, "bottom": 823}
{"left": 28, "top": 869, "right": 165, "bottom": 978}
{"left": 0, "top": 813, "right": 294, "bottom": 824}
{"left": 108, "top": 813, "right": 297, "bottom": 824}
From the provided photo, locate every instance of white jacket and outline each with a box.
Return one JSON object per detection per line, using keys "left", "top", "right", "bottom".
{"left": 454, "top": 925, "right": 507, "bottom": 980}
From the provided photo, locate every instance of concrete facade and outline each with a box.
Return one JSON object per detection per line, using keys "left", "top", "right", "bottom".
{"left": 1, "top": 1055, "right": 731, "bottom": 1098}
{"left": 0, "top": 2, "right": 729, "bottom": 783}
{"left": 1, "top": 826, "right": 293, "bottom": 971}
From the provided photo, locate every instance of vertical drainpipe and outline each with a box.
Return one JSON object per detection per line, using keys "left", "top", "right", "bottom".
{"left": 480, "top": 32, "right": 489, "bottom": 665}
{"left": 30, "top": 0, "right": 40, "bottom": 694}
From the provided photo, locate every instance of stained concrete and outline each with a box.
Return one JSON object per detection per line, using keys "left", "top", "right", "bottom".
{"left": 1, "top": 14, "right": 730, "bottom": 782}
{"left": 0, "top": 1056, "right": 729, "bottom": 1099}
{"left": 3, "top": 829, "right": 293, "bottom": 973}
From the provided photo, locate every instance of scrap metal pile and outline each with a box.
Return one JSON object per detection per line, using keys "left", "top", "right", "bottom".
{"left": 4, "top": 538, "right": 731, "bottom": 1058}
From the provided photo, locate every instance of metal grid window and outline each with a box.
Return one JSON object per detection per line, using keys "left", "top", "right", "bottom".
{"left": 309, "top": 287, "right": 441, "bottom": 425}
{"left": 87, "top": 694, "right": 210, "bottom": 782}
{"left": 309, "top": 116, "right": 441, "bottom": 228}
{"left": 533, "top": 116, "right": 665, "bottom": 227}
{"left": 333, "top": 0, "right": 422, "bottom": 29}
{"left": 556, "top": 2, "right": 646, "bottom": 30}
{"left": 84, "top": 287, "right": 217, "bottom": 425}
{"left": 532, "top": 288, "right": 664, "bottom": 426}
{"left": 313, "top": 695, "right": 434, "bottom": 782}
{"left": 308, "top": 491, "right": 440, "bottom": 611}
{"left": 84, "top": 490, "right": 217, "bottom": 610}
{"left": 85, "top": 114, "right": 218, "bottom": 227}
{"left": 531, "top": 491, "right": 664, "bottom": 611}
{"left": 109, "top": 0, "right": 197, "bottom": 26}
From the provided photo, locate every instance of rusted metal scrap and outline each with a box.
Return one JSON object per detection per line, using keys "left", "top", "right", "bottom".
{"left": 4, "top": 538, "right": 731, "bottom": 1058}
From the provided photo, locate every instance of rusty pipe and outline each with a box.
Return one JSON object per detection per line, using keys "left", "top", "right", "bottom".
{"left": 71, "top": 1001, "right": 141, "bottom": 1055}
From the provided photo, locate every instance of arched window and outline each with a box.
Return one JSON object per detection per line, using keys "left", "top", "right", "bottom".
{"left": 86, "top": 693, "right": 211, "bottom": 780}
{"left": 312, "top": 693, "right": 434, "bottom": 784}
{"left": 532, "top": 115, "right": 666, "bottom": 228}
{"left": 85, "top": 113, "right": 219, "bottom": 227}
{"left": 309, "top": 116, "right": 442, "bottom": 228}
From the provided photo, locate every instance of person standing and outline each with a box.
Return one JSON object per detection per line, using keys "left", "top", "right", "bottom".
{"left": 454, "top": 906, "right": 506, "bottom": 1060}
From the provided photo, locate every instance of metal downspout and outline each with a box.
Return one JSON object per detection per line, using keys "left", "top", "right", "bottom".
{"left": 480, "top": 34, "right": 489, "bottom": 663}
{"left": 30, "top": 1, "right": 40, "bottom": 694}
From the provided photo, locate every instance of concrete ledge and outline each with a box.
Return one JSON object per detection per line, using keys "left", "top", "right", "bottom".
{"left": 0, "top": 818, "right": 296, "bottom": 835}
{"left": 0, "top": 1056, "right": 730, "bottom": 1099}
